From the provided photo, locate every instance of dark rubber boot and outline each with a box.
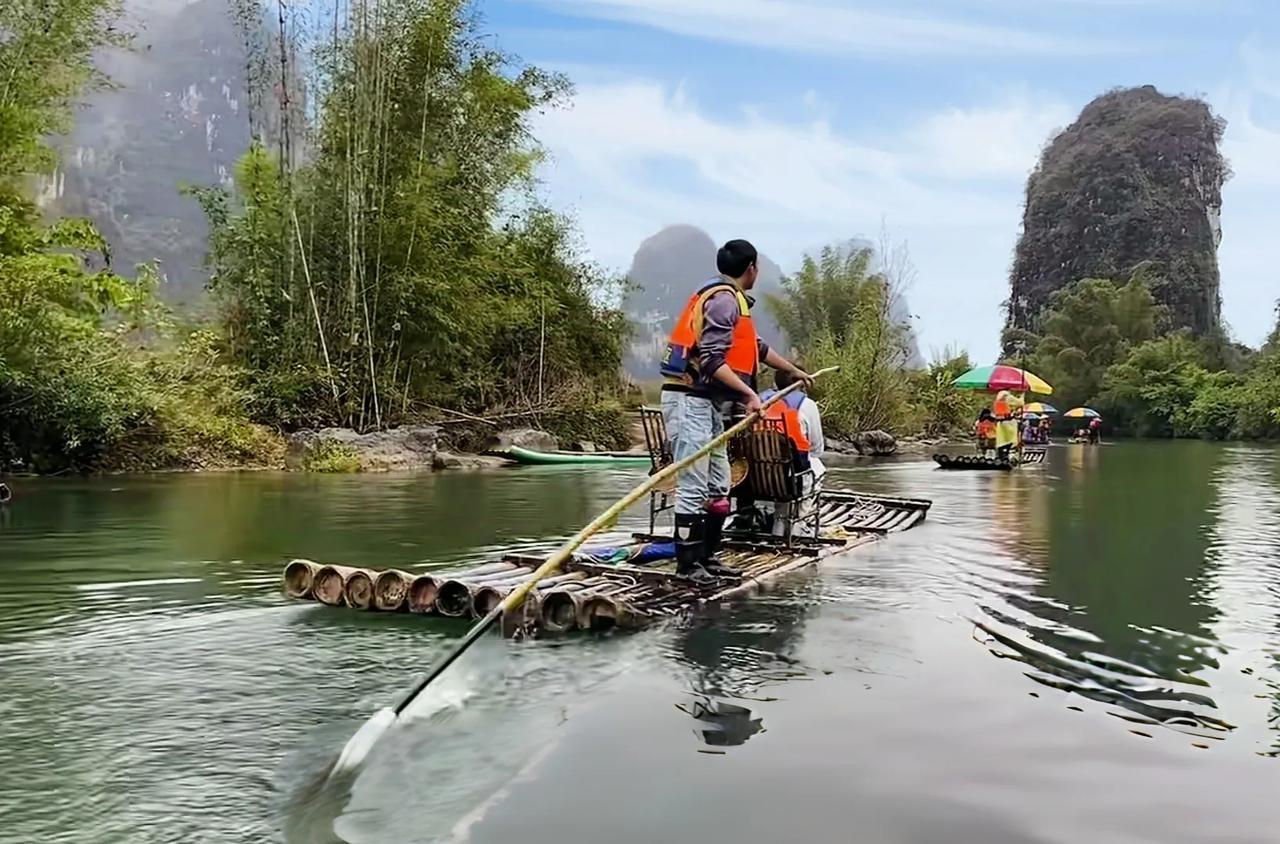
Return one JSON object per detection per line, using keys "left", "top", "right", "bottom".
{"left": 675, "top": 513, "right": 714, "bottom": 585}
{"left": 701, "top": 514, "right": 740, "bottom": 578}
{"left": 728, "top": 498, "right": 761, "bottom": 533}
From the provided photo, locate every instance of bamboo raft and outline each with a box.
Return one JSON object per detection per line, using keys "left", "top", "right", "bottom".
{"left": 282, "top": 489, "right": 930, "bottom": 637}
{"left": 932, "top": 449, "right": 1046, "bottom": 471}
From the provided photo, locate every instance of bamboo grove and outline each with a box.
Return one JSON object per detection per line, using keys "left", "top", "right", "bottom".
{"left": 198, "top": 0, "right": 627, "bottom": 431}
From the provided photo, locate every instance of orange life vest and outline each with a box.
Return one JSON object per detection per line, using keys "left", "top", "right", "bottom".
{"left": 759, "top": 390, "right": 811, "bottom": 453}
{"left": 660, "top": 279, "right": 759, "bottom": 386}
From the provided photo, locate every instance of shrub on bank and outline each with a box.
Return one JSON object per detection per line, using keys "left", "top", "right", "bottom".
{"left": 300, "top": 441, "right": 362, "bottom": 474}
{"left": 541, "top": 400, "right": 631, "bottom": 451}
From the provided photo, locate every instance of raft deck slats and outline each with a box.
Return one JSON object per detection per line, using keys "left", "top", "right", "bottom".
{"left": 283, "top": 488, "right": 930, "bottom": 635}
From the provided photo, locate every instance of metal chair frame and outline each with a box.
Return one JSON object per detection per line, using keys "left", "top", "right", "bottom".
{"left": 638, "top": 406, "right": 821, "bottom": 546}
{"left": 639, "top": 406, "right": 674, "bottom": 535}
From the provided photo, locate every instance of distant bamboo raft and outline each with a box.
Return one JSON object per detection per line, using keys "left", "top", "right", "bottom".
{"left": 280, "top": 489, "right": 930, "bottom": 636}
{"left": 932, "top": 449, "right": 1045, "bottom": 470}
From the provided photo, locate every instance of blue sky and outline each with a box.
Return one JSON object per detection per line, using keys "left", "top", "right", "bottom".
{"left": 476, "top": 0, "right": 1279, "bottom": 361}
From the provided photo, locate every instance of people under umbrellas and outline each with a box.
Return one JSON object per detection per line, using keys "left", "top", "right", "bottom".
{"left": 658, "top": 239, "right": 812, "bottom": 585}
{"left": 974, "top": 408, "right": 996, "bottom": 456}
{"left": 992, "top": 389, "right": 1024, "bottom": 461}
{"left": 1088, "top": 416, "right": 1102, "bottom": 444}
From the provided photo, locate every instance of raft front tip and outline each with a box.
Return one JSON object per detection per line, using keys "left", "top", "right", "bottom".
{"left": 283, "top": 559, "right": 320, "bottom": 599}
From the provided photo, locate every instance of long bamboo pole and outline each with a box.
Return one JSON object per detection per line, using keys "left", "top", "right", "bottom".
{"left": 330, "top": 367, "right": 837, "bottom": 774}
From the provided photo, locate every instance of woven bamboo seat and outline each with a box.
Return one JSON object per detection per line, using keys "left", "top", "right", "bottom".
{"left": 732, "top": 424, "right": 804, "bottom": 502}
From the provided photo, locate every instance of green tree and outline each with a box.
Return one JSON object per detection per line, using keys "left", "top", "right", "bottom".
{"left": 0, "top": 0, "right": 138, "bottom": 468}
{"left": 1096, "top": 333, "right": 1213, "bottom": 437}
{"left": 766, "top": 239, "right": 914, "bottom": 435}
{"left": 197, "top": 0, "right": 625, "bottom": 431}
{"left": 1022, "top": 276, "right": 1159, "bottom": 410}
{"left": 0, "top": 1, "right": 280, "bottom": 471}
{"left": 907, "top": 349, "right": 981, "bottom": 437}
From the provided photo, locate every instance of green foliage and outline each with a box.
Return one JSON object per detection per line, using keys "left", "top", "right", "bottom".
{"left": 767, "top": 240, "right": 914, "bottom": 436}
{"left": 1011, "top": 274, "right": 1279, "bottom": 442}
{"left": 0, "top": 0, "right": 281, "bottom": 473}
{"left": 301, "top": 441, "right": 362, "bottom": 474}
{"left": 0, "top": 0, "right": 127, "bottom": 179}
{"left": 767, "top": 244, "right": 876, "bottom": 351}
{"left": 1096, "top": 334, "right": 1213, "bottom": 437}
{"left": 197, "top": 0, "right": 625, "bottom": 431}
{"left": 541, "top": 400, "right": 631, "bottom": 451}
{"left": 906, "top": 350, "right": 982, "bottom": 437}
{"left": 1022, "top": 276, "right": 1159, "bottom": 411}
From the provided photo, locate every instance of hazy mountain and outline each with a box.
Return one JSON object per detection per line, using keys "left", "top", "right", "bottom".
{"left": 38, "top": 0, "right": 254, "bottom": 304}
{"left": 623, "top": 225, "right": 922, "bottom": 378}
{"left": 622, "top": 225, "right": 788, "bottom": 378}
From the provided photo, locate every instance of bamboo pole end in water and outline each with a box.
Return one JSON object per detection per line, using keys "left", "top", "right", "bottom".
{"left": 373, "top": 569, "right": 414, "bottom": 612}
{"left": 344, "top": 569, "right": 377, "bottom": 610}
{"left": 408, "top": 574, "right": 442, "bottom": 614}
{"left": 313, "top": 564, "right": 361, "bottom": 606}
{"left": 283, "top": 559, "right": 321, "bottom": 599}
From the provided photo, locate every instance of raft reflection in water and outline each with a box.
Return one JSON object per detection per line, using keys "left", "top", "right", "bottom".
{"left": 668, "top": 573, "right": 821, "bottom": 750}
{"left": 970, "top": 443, "right": 1239, "bottom": 744}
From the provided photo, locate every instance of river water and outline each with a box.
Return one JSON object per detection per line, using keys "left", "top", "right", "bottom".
{"left": 2, "top": 442, "right": 1280, "bottom": 843}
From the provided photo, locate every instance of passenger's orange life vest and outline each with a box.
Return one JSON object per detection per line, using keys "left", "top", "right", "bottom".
{"left": 660, "top": 279, "right": 758, "bottom": 385}
{"left": 993, "top": 396, "right": 1011, "bottom": 419}
{"left": 759, "top": 390, "right": 811, "bottom": 453}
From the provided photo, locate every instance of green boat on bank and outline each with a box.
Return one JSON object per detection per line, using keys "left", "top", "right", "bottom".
{"left": 501, "top": 445, "right": 652, "bottom": 466}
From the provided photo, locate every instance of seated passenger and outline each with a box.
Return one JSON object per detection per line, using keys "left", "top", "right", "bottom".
{"left": 756, "top": 369, "right": 825, "bottom": 538}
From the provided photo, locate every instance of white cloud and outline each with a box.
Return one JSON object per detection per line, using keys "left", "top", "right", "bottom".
{"left": 534, "top": 80, "right": 1072, "bottom": 359}
{"left": 906, "top": 96, "right": 1072, "bottom": 180}
{"left": 527, "top": 0, "right": 1134, "bottom": 56}
{"left": 1208, "top": 43, "right": 1280, "bottom": 343}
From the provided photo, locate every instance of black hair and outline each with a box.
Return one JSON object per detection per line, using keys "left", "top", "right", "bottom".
{"left": 774, "top": 368, "right": 799, "bottom": 391}
{"left": 717, "top": 239, "right": 758, "bottom": 278}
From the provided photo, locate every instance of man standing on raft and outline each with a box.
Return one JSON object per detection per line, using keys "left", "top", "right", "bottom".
{"left": 659, "top": 239, "right": 812, "bottom": 584}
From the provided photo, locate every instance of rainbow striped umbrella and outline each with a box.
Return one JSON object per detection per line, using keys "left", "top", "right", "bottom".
{"left": 952, "top": 365, "right": 1053, "bottom": 395}
{"left": 1064, "top": 407, "right": 1101, "bottom": 419}
{"left": 1023, "top": 402, "right": 1058, "bottom": 414}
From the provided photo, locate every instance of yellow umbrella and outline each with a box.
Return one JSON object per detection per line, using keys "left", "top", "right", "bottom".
{"left": 1023, "top": 402, "right": 1058, "bottom": 414}
{"left": 1063, "top": 407, "right": 1101, "bottom": 419}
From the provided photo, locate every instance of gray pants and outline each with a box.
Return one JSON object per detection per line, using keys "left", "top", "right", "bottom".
{"left": 661, "top": 391, "right": 733, "bottom": 515}
{"left": 762, "top": 474, "right": 822, "bottom": 537}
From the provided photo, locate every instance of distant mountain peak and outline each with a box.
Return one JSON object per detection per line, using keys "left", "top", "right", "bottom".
{"left": 621, "top": 224, "right": 922, "bottom": 376}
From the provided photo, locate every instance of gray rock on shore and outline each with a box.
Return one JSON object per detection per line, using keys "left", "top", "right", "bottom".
{"left": 852, "top": 430, "right": 899, "bottom": 456}
{"left": 286, "top": 425, "right": 441, "bottom": 472}
{"left": 488, "top": 428, "right": 559, "bottom": 452}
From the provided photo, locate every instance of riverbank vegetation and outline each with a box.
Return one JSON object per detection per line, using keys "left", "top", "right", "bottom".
{"left": 1009, "top": 276, "right": 1280, "bottom": 440}
{"left": 766, "top": 240, "right": 981, "bottom": 439}
{"left": 198, "top": 0, "right": 626, "bottom": 432}
{"left": 5, "top": 3, "right": 1275, "bottom": 475}
{"left": 1, "top": 0, "right": 282, "bottom": 472}
{"left": 1, "top": 0, "right": 626, "bottom": 472}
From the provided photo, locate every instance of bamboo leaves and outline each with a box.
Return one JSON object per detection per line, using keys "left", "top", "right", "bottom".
{"left": 198, "top": 0, "right": 622, "bottom": 430}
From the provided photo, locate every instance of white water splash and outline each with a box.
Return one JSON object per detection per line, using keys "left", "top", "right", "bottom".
{"left": 330, "top": 707, "right": 397, "bottom": 777}
{"left": 330, "top": 662, "right": 478, "bottom": 778}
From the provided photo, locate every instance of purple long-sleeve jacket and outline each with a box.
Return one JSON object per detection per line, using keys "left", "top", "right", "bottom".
{"left": 693, "top": 289, "right": 770, "bottom": 401}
